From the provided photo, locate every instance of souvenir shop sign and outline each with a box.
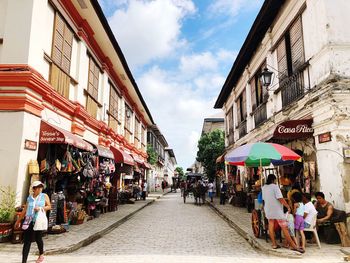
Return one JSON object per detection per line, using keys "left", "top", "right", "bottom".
{"left": 39, "top": 121, "right": 93, "bottom": 151}
{"left": 273, "top": 119, "right": 314, "bottom": 139}
{"left": 24, "top": 139, "right": 37, "bottom": 151}
{"left": 318, "top": 132, "right": 332, "bottom": 143}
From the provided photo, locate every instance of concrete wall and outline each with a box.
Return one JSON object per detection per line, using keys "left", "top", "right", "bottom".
{"left": 0, "top": 110, "right": 41, "bottom": 204}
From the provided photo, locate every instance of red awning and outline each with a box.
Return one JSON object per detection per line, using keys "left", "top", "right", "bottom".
{"left": 143, "top": 162, "right": 151, "bottom": 169}
{"left": 132, "top": 154, "right": 144, "bottom": 165}
{"left": 95, "top": 145, "right": 114, "bottom": 159}
{"left": 110, "top": 146, "right": 135, "bottom": 166}
{"left": 39, "top": 121, "right": 93, "bottom": 151}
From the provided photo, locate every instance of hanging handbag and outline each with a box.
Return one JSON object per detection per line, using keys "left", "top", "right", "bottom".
{"left": 21, "top": 215, "right": 33, "bottom": 230}
{"left": 55, "top": 159, "right": 62, "bottom": 172}
{"left": 33, "top": 208, "right": 48, "bottom": 231}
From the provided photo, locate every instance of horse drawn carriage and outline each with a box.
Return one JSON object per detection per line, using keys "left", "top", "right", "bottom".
{"left": 183, "top": 173, "right": 207, "bottom": 205}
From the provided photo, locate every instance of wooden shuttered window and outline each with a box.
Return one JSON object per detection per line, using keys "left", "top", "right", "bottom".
{"left": 50, "top": 64, "right": 70, "bottom": 98}
{"left": 52, "top": 13, "right": 73, "bottom": 73}
{"left": 86, "top": 96, "right": 98, "bottom": 118}
{"left": 277, "top": 38, "right": 288, "bottom": 80}
{"left": 88, "top": 57, "right": 99, "bottom": 101}
{"left": 276, "top": 16, "right": 305, "bottom": 79}
{"left": 124, "top": 104, "right": 132, "bottom": 131}
{"left": 227, "top": 106, "right": 234, "bottom": 133}
{"left": 108, "top": 85, "right": 120, "bottom": 131}
{"left": 141, "top": 126, "right": 146, "bottom": 148}
{"left": 290, "top": 17, "right": 304, "bottom": 70}
{"left": 236, "top": 91, "right": 246, "bottom": 124}
{"left": 250, "top": 78, "right": 257, "bottom": 111}
{"left": 86, "top": 57, "right": 100, "bottom": 118}
{"left": 50, "top": 12, "right": 73, "bottom": 99}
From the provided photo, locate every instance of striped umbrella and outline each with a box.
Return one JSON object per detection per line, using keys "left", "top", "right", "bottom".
{"left": 225, "top": 142, "right": 300, "bottom": 167}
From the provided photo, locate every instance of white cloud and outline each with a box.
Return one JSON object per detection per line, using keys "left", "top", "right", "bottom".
{"left": 137, "top": 50, "right": 230, "bottom": 168}
{"left": 107, "top": 0, "right": 195, "bottom": 68}
{"left": 208, "top": 0, "right": 263, "bottom": 17}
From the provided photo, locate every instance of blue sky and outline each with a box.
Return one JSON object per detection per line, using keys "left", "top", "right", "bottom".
{"left": 98, "top": 0, "right": 263, "bottom": 169}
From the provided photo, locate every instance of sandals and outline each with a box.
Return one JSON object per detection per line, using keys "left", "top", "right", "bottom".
{"left": 291, "top": 248, "right": 305, "bottom": 253}
{"left": 272, "top": 245, "right": 281, "bottom": 249}
{"left": 36, "top": 255, "right": 44, "bottom": 263}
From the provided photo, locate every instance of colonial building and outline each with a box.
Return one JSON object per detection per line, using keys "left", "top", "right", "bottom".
{"left": 191, "top": 113, "right": 224, "bottom": 174}
{"left": 215, "top": 0, "right": 350, "bottom": 213}
{"left": 147, "top": 125, "right": 168, "bottom": 191}
{"left": 0, "top": 0, "right": 154, "bottom": 202}
{"left": 164, "top": 148, "right": 177, "bottom": 185}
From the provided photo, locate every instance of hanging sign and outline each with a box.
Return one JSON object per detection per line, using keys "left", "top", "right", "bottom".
{"left": 24, "top": 140, "right": 37, "bottom": 151}
{"left": 273, "top": 119, "right": 313, "bottom": 139}
{"left": 318, "top": 132, "right": 332, "bottom": 143}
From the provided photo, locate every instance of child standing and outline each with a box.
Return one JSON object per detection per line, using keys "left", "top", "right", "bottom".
{"left": 293, "top": 191, "right": 306, "bottom": 253}
{"left": 283, "top": 206, "right": 298, "bottom": 248}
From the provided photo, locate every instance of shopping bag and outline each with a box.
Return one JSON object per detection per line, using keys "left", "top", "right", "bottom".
{"left": 33, "top": 208, "right": 48, "bottom": 231}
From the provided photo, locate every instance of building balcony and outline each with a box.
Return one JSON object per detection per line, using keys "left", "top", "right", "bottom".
{"left": 253, "top": 103, "right": 267, "bottom": 128}
{"left": 280, "top": 69, "right": 305, "bottom": 108}
{"left": 227, "top": 128, "right": 235, "bottom": 145}
{"left": 238, "top": 120, "right": 247, "bottom": 138}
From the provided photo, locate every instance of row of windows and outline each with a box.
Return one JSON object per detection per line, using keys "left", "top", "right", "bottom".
{"left": 226, "top": 16, "right": 305, "bottom": 140}
{"left": 48, "top": 10, "right": 145, "bottom": 149}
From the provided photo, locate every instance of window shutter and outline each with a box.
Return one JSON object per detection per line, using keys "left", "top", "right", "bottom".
{"left": 250, "top": 78, "right": 257, "bottom": 111}
{"left": 88, "top": 57, "right": 99, "bottom": 101}
{"left": 276, "top": 38, "right": 288, "bottom": 80}
{"left": 52, "top": 13, "right": 73, "bottom": 74}
{"left": 236, "top": 99, "right": 241, "bottom": 124}
{"left": 290, "top": 17, "right": 304, "bottom": 71}
{"left": 242, "top": 91, "right": 247, "bottom": 120}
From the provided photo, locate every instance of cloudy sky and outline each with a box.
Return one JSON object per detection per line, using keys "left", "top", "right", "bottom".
{"left": 98, "top": 0, "right": 263, "bottom": 169}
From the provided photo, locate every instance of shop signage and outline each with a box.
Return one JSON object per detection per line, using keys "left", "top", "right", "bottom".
{"left": 273, "top": 119, "right": 313, "bottom": 139}
{"left": 24, "top": 139, "right": 37, "bottom": 151}
{"left": 318, "top": 132, "right": 332, "bottom": 143}
{"left": 344, "top": 148, "right": 350, "bottom": 158}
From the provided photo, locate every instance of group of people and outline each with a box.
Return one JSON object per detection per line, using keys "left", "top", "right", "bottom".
{"left": 131, "top": 180, "right": 148, "bottom": 201}
{"left": 179, "top": 179, "right": 216, "bottom": 203}
{"left": 262, "top": 174, "right": 337, "bottom": 253}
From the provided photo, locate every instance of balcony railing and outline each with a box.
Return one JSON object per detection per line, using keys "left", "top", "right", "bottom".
{"left": 253, "top": 103, "right": 267, "bottom": 128}
{"left": 228, "top": 128, "right": 235, "bottom": 145}
{"left": 238, "top": 120, "right": 247, "bottom": 138}
{"left": 280, "top": 70, "right": 305, "bottom": 108}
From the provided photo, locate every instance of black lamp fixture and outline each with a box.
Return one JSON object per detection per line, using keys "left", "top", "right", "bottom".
{"left": 260, "top": 67, "right": 273, "bottom": 87}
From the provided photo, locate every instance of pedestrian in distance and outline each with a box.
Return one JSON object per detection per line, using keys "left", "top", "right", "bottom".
{"left": 220, "top": 180, "right": 227, "bottom": 205}
{"left": 142, "top": 180, "right": 147, "bottom": 200}
{"left": 208, "top": 181, "right": 214, "bottom": 202}
{"left": 15, "top": 181, "right": 51, "bottom": 263}
{"left": 161, "top": 180, "right": 166, "bottom": 193}
{"left": 261, "top": 174, "right": 303, "bottom": 253}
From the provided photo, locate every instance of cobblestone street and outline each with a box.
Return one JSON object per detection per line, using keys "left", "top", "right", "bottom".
{"left": 1, "top": 193, "right": 347, "bottom": 263}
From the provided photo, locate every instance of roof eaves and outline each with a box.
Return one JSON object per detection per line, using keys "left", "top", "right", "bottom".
{"left": 214, "top": 0, "right": 285, "bottom": 109}
{"left": 90, "top": 0, "right": 155, "bottom": 124}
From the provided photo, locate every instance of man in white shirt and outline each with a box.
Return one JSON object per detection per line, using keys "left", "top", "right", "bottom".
{"left": 207, "top": 181, "right": 214, "bottom": 202}
{"left": 142, "top": 181, "right": 148, "bottom": 200}
{"left": 303, "top": 193, "right": 318, "bottom": 228}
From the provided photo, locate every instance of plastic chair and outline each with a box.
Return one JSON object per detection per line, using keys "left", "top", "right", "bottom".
{"left": 304, "top": 214, "right": 321, "bottom": 248}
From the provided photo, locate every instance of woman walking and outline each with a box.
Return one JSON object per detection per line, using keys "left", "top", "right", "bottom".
{"left": 15, "top": 181, "right": 51, "bottom": 263}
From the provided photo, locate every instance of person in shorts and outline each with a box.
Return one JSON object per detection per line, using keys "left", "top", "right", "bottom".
{"left": 262, "top": 174, "right": 302, "bottom": 252}
{"left": 293, "top": 191, "right": 306, "bottom": 252}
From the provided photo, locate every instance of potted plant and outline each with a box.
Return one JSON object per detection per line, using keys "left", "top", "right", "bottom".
{"left": 0, "top": 186, "right": 16, "bottom": 242}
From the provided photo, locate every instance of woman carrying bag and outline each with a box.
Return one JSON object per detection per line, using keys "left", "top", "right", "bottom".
{"left": 15, "top": 181, "right": 51, "bottom": 263}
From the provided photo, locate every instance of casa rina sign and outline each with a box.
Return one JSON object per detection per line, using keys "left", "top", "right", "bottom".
{"left": 273, "top": 119, "right": 313, "bottom": 139}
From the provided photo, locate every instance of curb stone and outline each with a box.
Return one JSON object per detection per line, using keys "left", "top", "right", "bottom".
{"left": 45, "top": 192, "right": 169, "bottom": 255}
{"left": 206, "top": 201, "right": 302, "bottom": 259}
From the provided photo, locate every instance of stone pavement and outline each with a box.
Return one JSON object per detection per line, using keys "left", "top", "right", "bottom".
{"left": 0, "top": 191, "right": 167, "bottom": 257}
{"left": 207, "top": 196, "right": 347, "bottom": 260}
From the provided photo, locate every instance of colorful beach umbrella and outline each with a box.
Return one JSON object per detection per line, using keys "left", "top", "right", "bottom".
{"left": 225, "top": 142, "right": 301, "bottom": 167}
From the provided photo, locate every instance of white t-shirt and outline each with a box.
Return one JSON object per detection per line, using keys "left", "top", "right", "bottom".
{"left": 208, "top": 183, "right": 213, "bottom": 193}
{"left": 262, "top": 184, "right": 285, "bottom": 220}
{"left": 143, "top": 183, "right": 147, "bottom": 192}
{"left": 304, "top": 201, "right": 318, "bottom": 224}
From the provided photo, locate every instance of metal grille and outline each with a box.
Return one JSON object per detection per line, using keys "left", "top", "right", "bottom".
{"left": 238, "top": 120, "right": 247, "bottom": 138}
{"left": 254, "top": 103, "right": 267, "bottom": 127}
{"left": 281, "top": 70, "right": 305, "bottom": 107}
